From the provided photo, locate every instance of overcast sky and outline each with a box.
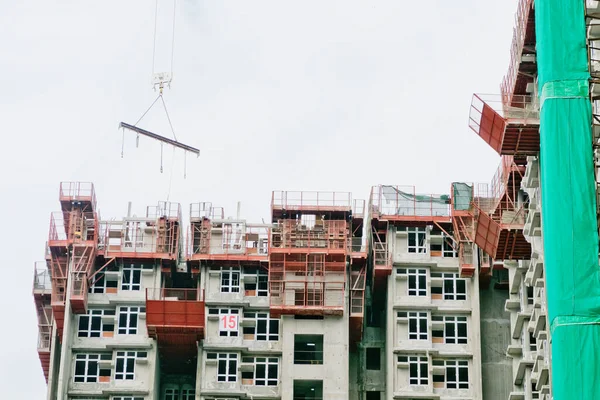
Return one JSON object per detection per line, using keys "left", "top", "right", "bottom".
{"left": 0, "top": 1, "right": 517, "bottom": 397}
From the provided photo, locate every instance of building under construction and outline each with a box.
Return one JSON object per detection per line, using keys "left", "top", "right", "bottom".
{"left": 32, "top": 1, "right": 600, "bottom": 399}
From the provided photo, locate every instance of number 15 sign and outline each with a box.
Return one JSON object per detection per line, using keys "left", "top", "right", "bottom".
{"left": 220, "top": 314, "right": 239, "bottom": 331}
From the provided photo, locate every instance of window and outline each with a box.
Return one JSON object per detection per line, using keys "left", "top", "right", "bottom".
{"left": 122, "top": 264, "right": 141, "bottom": 291}
{"left": 217, "top": 353, "right": 238, "bottom": 382}
{"left": 243, "top": 312, "right": 279, "bottom": 341}
{"left": 433, "top": 359, "right": 469, "bottom": 389}
{"left": 216, "top": 308, "right": 239, "bottom": 337}
{"left": 293, "top": 380, "right": 323, "bottom": 400}
{"left": 529, "top": 333, "right": 537, "bottom": 352}
{"left": 432, "top": 316, "right": 467, "bottom": 344}
{"left": 78, "top": 309, "right": 115, "bottom": 338}
{"left": 165, "top": 389, "right": 179, "bottom": 400}
{"left": 527, "top": 286, "right": 534, "bottom": 305}
{"left": 181, "top": 388, "right": 195, "bottom": 400}
{"left": 115, "top": 351, "right": 138, "bottom": 380}
{"left": 89, "top": 272, "right": 119, "bottom": 294}
{"left": 118, "top": 306, "right": 144, "bottom": 335}
{"left": 366, "top": 348, "right": 380, "bottom": 370}
{"left": 442, "top": 234, "right": 457, "bottom": 258}
{"left": 113, "top": 397, "right": 145, "bottom": 400}
{"left": 445, "top": 360, "right": 469, "bottom": 389}
{"left": 366, "top": 391, "right": 381, "bottom": 400}
{"left": 294, "top": 334, "right": 323, "bottom": 365}
{"left": 408, "top": 312, "right": 428, "bottom": 340}
{"left": 221, "top": 268, "right": 240, "bottom": 293}
{"left": 431, "top": 272, "right": 466, "bottom": 300}
{"left": 241, "top": 356, "right": 278, "bottom": 386}
{"left": 407, "top": 356, "right": 428, "bottom": 385}
{"left": 74, "top": 354, "right": 111, "bottom": 383}
{"left": 407, "top": 227, "right": 427, "bottom": 253}
{"left": 244, "top": 268, "right": 269, "bottom": 296}
{"left": 399, "top": 268, "right": 426, "bottom": 296}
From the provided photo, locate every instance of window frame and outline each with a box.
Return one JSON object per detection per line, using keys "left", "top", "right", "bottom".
{"left": 217, "top": 353, "right": 238, "bottom": 382}
{"left": 408, "top": 356, "right": 429, "bottom": 386}
{"left": 121, "top": 264, "right": 142, "bottom": 291}
{"left": 217, "top": 308, "right": 239, "bottom": 337}
{"left": 220, "top": 268, "right": 241, "bottom": 293}
{"left": 407, "top": 227, "right": 427, "bottom": 253}
{"left": 118, "top": 306, "right": 144, "bottom": 335}
{"left": 445, "top": 360, "right": 469, "bottom": 389}
{"left": 241, "top": 356, "right": 279, "bottom": 386}
{"left": 242, "top": 312, "right": 279, "bottom": 341}
{"left": 442, "top": 273, "right": 467, "bottom": 300}
{"left": 115, "top": 351, "right": 137, "bottom": 380}
{"left": 408, "top": 311, "right": 428, "bottom": 340}
{"left": 406, "top": 268, "right": 427, "bottom": 296}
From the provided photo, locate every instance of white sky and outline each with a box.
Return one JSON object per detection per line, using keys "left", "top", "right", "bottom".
{"left": 0, "top": 1, "right": 517, "bottom": 397}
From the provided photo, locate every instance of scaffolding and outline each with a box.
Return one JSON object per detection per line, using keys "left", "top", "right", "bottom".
{"left": 33, "top": 262, "right": 53, "bottom": 382}
{"left": 469, "top": 94, "right": 540, "bottom": 156}
{"left": 501, "top": 0, "right": 536, "bottom": 108}
{"left": 268, "top": 191, "right": 352, "bottom": 318}
{"left": 99, "top": 201, "right": 181, "bottom": 260}
{"left": 46, "top": 182, "right": 98, "bottom": 340}
{"left": 187, "top": 203, "right": 269, "bottom": 263}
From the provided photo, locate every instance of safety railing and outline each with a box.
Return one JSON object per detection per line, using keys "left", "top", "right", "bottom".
{"left": 100, "top": 219, "right": 179, "bottom": 257}
{"left": 350, "top": 268, "right": 366, "bottom": 315}
{"left": 350, "top": 237, "right": 365, "bottom": 253}
{"left": 373, "top": 241, "right": 391, "bottom": 268}
{"left": 470, "top": 94, "right": 539, "bottom": 129}
{"left": 59, "top": 182, "right": 97, "bottom": 210}
{"left": 189, "top": 202, "right": 224, "bottom": 221}
{"left": 270, "top": 220, "right": 348, "bottom": 251}
{"left": 352, "top": 199, "right": 365, "bottom": 219}
{"left": 48, "top": 211, "right": 97, "bottom": 243}
{"left": 189, "top": 224, "right": 269, "bottom": 256}
{"left": 269, "top": 281, "right": 345, "bottom": 309}
{"left": 37, "top": 329, "right": 52, "bottom": 351}
{"left": 370, "top": 185, "right": 451, "bottom": 218}
{"left": 272, "top": 191, "right": 352, "bottom": 211}
{"left": 500, "top": 0, "right": 534, "bottom": 105}
{"left": 293, "top": 350, "right": 324, "bottom": 365}
{"left": 146, "top": 201, "right": 181, "bottom": 220}
{"left": 146, "top": 287, "right": 204, "bottom": 301}
{"left": 33, "top": 262, "right": 52, "bottom": 292}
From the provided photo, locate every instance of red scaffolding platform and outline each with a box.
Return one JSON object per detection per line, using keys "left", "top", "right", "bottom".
{"left": 473, "top": 157, "right": 531, "bottom": 261}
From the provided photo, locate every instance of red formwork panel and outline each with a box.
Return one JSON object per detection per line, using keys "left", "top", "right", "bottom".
{"left": 146, "top": 300, "right": 205, "bottom": 330}
{"left": 474, "top": 212, "right": 501, "bottom": 260}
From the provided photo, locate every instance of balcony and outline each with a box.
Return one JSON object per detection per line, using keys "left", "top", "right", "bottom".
{"left": 146, "top": 288, "right": 205, "bottom": 348}
{"left": 370, "top": 185, "right": 451, "bottom": 224}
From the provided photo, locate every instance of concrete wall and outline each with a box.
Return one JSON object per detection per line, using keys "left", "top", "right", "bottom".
{"left": 280, "top": 315, "right": 349, "bottom": 400}
{"left": 479, "top": 280, "right": 512, "bottom": 400}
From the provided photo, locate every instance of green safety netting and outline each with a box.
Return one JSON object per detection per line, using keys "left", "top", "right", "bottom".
{"left": 537, "top": 1, "right": 600, "bottom": 398}
{"left": 452, "top": 182, "right": 473, "bottom": 211}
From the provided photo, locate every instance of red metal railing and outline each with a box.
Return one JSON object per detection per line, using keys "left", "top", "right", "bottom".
{"left": 352, "top": 199, "right": 365, "bottom": 219}
{"left": 270, "top": 220, "right": 348, "bottom": 251}
{"left": 147, "top": 201, "right": 181, "bottom": 220}
{"left": 501, "top": 0, "right": 534, "bottom": 106}
{"left": 188, "top": 223, "right": 269, "bottom": 257}
{"left": 272, "top": 191, "right": 352, "bottom": 210}
{"left": 59, "top": 182, "right": 97, "bottom": 210}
